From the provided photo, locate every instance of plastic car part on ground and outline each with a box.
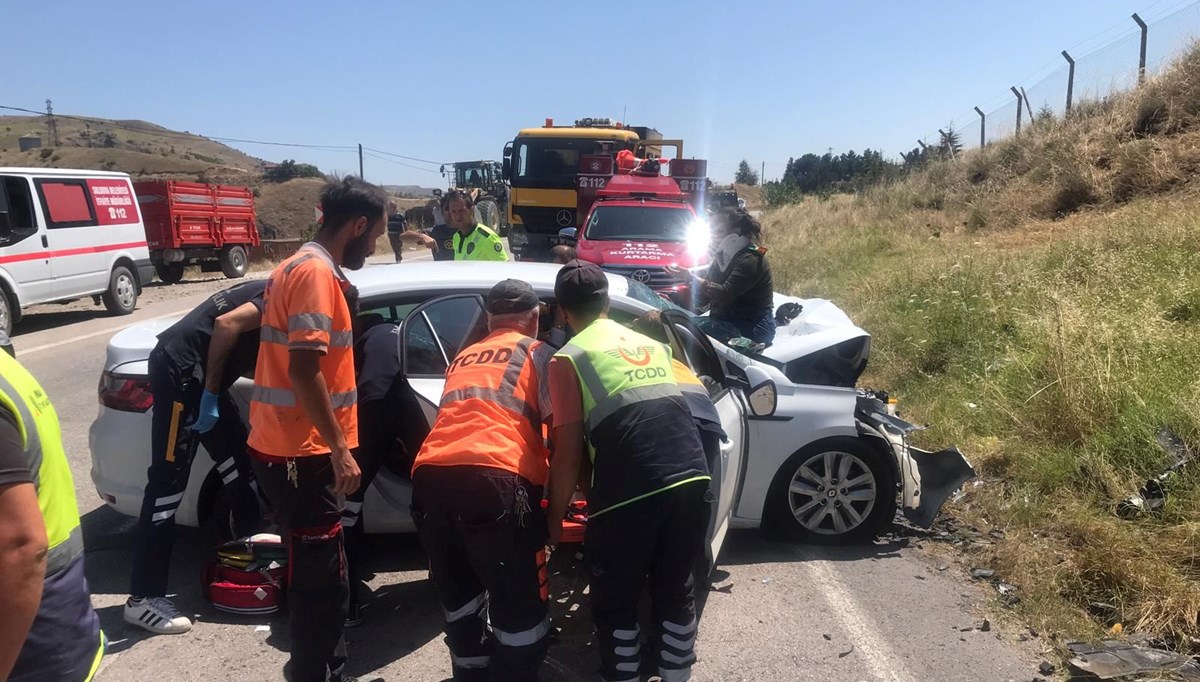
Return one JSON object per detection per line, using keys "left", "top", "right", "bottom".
{"left": 1067, "top": 640, "right": 1200, "bottom": 679}
{"left": 1116, "top": 427, "right": 1194, "bottom": 519}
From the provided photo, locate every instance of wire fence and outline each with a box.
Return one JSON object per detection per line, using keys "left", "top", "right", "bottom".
{"left": 920, "top": 1, "right": 1200, "bottom": 152}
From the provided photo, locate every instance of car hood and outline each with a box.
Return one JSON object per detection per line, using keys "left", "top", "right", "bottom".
{"left": 104, "top": 316, "right": 179, "bottom": 371}
{"left": 758, "top": 294, "right": 870, "bottom": 364}
{"left": 578, "top": 240, "right": 707, "bottom": 268}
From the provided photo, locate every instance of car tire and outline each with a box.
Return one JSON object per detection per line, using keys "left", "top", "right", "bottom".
{"left": 764, "top": 436, "right": 897, "bottom": 545}
{"left": 0, "top": 288, "right": 13, "bottom": 337}
{"left": 102, "top": 265, "right": 138, "bottom": 316}
{"left": 155, "top": 263, "right": 186, "bottom": 285}
{"left": 220, "top": 245, "right": 248, "bottom": 279}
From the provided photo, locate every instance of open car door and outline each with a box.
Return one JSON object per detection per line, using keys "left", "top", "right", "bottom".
{"left": 659, "top": 310, "right": 748, "bottom": 573}
{"left": 397, "top": 293, "right": 490, "bottom": 430}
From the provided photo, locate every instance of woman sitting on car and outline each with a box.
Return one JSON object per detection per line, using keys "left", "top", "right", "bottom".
{"left": 667, "top": 208, "right": 776, "bottom": 344}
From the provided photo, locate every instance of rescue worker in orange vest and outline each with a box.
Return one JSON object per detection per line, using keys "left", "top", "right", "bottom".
{"left": 247, "top": 176, "right": 386, "bottom": 682}
{"left": 411, "top": 279, "right": 555, "bottom": 682}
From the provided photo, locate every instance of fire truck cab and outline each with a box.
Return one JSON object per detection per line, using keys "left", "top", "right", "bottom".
{"left": 572, "top": 153, "right": 710, "bottom": 303}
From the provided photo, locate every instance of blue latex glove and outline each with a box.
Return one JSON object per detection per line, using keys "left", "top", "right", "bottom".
{"left": 192, "top": 390, "right": 220, "bottom": 434}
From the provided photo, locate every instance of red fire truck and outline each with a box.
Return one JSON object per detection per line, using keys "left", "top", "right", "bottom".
{"left": 572, "top": 152, "right": 710, "bottom": 304}
{"left": 134, "top": 181, "right": 260, "bottom": 284}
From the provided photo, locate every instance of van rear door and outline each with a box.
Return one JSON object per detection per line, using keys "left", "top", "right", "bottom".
{"left": 0, "top": 174, "right": 54, "bottom": 305}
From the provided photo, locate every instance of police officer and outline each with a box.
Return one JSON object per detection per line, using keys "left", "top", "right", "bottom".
{"left": 412, "top": 279, "right": 554, "bottom": 681}
{"left": 0, "top": 350, "right": 105, "bottom": 682}
{"left": 386, "top": 201, "right": 408, "bottom": 262}
{"left": 546, "top": 261, "right": 712, "bottom": 682}
{"left": 444, "top": 190, "right": 509, "bottom": 261}
{"left": 126, "top": 280, "right": 265, "bottom": 634}
{"left": 341, "top": 316, "right": 430, "bottom": 626}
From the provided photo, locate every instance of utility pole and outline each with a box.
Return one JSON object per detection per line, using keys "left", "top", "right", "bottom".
{"left": 974, "top": 107, "right": 986, "bottom": 148}
{"left": 1011, "top": 87, "right": 1024, "bottom": 136}
{"left": 358, "top": 144, "right": 364, "bottom": 179}
{"left": 45, "top": 99, "right": 60, "bottom": 147}
{"left": 1062, "top": 50, "right": 1076, "bottom": 113}
{"left": 760, "top": 161, "right": 765, "bottom": 185}
{"left": 1132, "top": 13, "right": 1148, "bottom": 84}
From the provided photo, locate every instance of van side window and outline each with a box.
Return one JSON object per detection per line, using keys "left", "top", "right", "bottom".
{"left": 35, "top": 179, "right": 96, "bottom": 229}
{"left": 0, "top": 176, "right": 38, "bottom": 245}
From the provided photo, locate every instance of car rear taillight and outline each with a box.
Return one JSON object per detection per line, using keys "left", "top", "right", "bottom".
{"left": 98, "top": 372, "right": 153, "bottom": 412}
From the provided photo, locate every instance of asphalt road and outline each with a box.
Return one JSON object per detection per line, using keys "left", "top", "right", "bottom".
{"left": 12, "top": 251, "right": 1045, "bottom": 681}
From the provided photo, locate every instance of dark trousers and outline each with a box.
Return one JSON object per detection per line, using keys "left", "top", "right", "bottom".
{"left": 413, "top": 465, "right": 550, "bottom": 682}
{"left": 387, "top": 231, "right": 404, "bottom": 262}
{"left": 251, "top": 453, "right": 348, "bottom": 682}
{"left": 130, "top": 348, "right": 259, "bottom": 598}
{"left": 586, "top": 482, "right": 712, "bottom": 682}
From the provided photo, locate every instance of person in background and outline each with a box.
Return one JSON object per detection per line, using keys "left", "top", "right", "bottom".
{"left": 411, "top": 279, "right": 555, "bottom": 681}
{"left": 386, "top": 201, "right": 408, "bottom": 262}
{"left": 0, "top": 351, "right": 105, "bottom": 682}
{"left": 666, "top": 208, "right": 775, "bottom": 345}
{"left": 546, "top": 260, "right": 712, "bottom": 682}
{"left": 549, "top": 244, "right": 576, "bottom": 265}
{"left": 425, "top": 219, "right": 457, "bottom": 262}
{"left": 341, "top": 316, "right": 429, "bottom": 627}
{"left": 126, "top": 280, "right": 266, "bottom": 635}
{"left": 444, "top": 190, "right": 509, "bottom": 261}
{"left": 247, "top": 176, "right": 386, "bottom": 682}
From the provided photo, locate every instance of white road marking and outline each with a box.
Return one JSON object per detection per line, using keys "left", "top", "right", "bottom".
{"left": 802, "top": 558, "right": 917, "bottom": 682}
{"left": 19, "top": 307, "right": 193, "bottom": 356}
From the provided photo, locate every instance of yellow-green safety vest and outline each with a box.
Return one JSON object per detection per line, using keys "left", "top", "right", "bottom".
{"left": 555, "top": 319, "right": 710, "bottom": 516}
{"left": 0, "top": 351, "right": 104, "bottom": 682}
{"left": 452, "top": 223, "right": 509, "bottom": 261}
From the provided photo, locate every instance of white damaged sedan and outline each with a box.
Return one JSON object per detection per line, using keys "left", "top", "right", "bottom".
{"left": 89, "top": 261, "right": 973, "bottom": 562}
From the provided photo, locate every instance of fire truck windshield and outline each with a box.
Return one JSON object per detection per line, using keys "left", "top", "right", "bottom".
{"left": 512, "top": 138, "right": 633, "bottom": 189}
{"left": 585, "top": 205, "right": 695, "bottom": 242}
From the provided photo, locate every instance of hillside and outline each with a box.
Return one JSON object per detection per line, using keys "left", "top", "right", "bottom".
{"left": 762, "top": 46, "right": 1200, "bottom": 649}
{"left": 0, "top": 115, "right": 427, "bottom": 240}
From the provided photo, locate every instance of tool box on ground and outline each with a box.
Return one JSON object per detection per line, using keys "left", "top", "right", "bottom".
{"left": 204, "top": 533, "right": 288, "bottom": 615}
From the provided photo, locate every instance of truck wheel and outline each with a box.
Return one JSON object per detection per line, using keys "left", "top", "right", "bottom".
{"left": 155, "top": 263, "right": 186, "bottom": 285}
{"left": 220, "top": 246, "right": 248, "bottom": 279}
{"left": 102, "top": 265, "right": 138, "bottom": 316}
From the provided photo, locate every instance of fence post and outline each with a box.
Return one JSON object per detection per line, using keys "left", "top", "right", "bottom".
{"left": 1062, "top": 50, "right": 1076, "bottom": 113}
{"left": 1021, "top": 87, "right": 1035, "bottom": 121}
{"left": 1133, "top": 13, "right": 1148, "bottom": 84}
{"left": 1011, "top": 86, "right": 1023, "bottom": 136}
{"left": 974, "top": 107, "right": 986, "bottom": 147}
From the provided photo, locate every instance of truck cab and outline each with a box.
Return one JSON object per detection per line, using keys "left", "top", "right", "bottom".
{"left": 502, "top": 118, "right": 683, "bottom": 261}
{"left": 573, "top": 154, "right": 711, "bottom": 306}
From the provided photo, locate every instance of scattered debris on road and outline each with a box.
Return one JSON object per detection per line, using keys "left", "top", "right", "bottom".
{"left": 971, "top": 568, "right": 996, "bottom": 580}
{"left": 1067, "top": 639, "right": 1197, "bottom": 679}
{"left": 1115, "top": 427, "right": 1194, "bottom": 519}
{"left": 1038, "top": 660, "right": 1055, "bottom": 675}
{"left": 980, "top": 619, "right": 992, "bottom": 632}
{"left": 838, "top": 645, "right": 855, "bottom": 658}
{"left": 823, "top": 633, "right": 832, "bottom": 641}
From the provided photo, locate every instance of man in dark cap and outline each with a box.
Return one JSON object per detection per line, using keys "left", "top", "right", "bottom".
{"left": 546, "top": 260, "right": 712, "bottom": 682}
{"left": 410, "top": 279, "right": 555, "bottom": 681}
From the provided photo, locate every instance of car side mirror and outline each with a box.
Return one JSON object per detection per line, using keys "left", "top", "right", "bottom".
{"left": 558, "top": 227, "right": 577, "bottom": 241}
{"left": 0, "top": 210, "right": 11, "bottom": 236}
{"left": 432, "top": 189, "right": 443, "bottom": 197}
{"left": 742, "top": 365, "right": 777, "bottom": 417}
{"left": 502, "top": 158, "right": 512, "bottom": 181}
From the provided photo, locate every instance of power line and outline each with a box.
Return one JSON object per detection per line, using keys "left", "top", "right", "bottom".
{"left": 361, "top": 146, "right": 446, "bottom": 166}
{"left": 362, "top": 150, "right": 441, "bottom": 173}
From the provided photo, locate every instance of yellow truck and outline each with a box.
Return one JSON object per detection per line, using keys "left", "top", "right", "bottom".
{"left": 502, "top": 118, "right": 682, "bottom": 260}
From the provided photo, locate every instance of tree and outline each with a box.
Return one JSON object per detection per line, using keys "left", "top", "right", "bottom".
{"left": 735, "top": 160, "right": 759, "bottom": 186}
{"left": 265, "top": 159, "right": 323, "bottom": 183}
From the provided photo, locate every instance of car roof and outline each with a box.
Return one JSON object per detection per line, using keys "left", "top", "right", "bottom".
{"left": 0, "top": 166, "right": 131, "bottom": 178}
{"left": 347, "top": 260, "right": 633, "bottom": 301}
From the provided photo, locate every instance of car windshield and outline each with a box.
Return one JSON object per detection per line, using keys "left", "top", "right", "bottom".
{"left": 585, "top": 205, "right": 694, "bottom": 242}
{"left": 512, "top": 137, "right": 634, "bottom": 189}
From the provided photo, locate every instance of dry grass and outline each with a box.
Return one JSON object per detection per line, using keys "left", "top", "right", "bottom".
{"left": 761, "top": 45, "right": 1200, "bottom": 648}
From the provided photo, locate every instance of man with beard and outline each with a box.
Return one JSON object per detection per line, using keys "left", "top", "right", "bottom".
{"left": 247, "top": 176, "right": 385, "bottom": 682}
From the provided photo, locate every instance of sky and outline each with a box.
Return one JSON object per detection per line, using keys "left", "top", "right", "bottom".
{"left": 2, "top": 0, "right": 1195, "bottom": 185}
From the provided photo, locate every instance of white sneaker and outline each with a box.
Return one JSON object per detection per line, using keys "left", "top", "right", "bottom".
{"left": 124, "top": 597, "right": 193, "bottom": 634}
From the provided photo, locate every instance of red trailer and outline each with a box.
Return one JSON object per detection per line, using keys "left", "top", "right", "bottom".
{"left": 134, "top": 180, "right": 260, "bottom": 284}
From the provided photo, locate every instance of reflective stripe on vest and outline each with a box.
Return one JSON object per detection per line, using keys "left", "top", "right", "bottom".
{"left": 555, "top": 319, "right": 681, "bottom": 437}
{"left": 0, "top": 353, "right": 84, "bottom": 575}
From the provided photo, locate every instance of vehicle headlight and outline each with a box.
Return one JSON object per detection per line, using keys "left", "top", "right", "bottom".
{"left": 686, "top": 219, "right": 710, "bottom": 259}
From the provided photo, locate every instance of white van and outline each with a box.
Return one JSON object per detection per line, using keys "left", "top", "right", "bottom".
{"left": 0, "top": 168, "right": 154, "bottom": 335}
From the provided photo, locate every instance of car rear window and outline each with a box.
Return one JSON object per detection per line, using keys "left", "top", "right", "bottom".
{"left": 37, "top": 180, "right": 95, "bottom": 227}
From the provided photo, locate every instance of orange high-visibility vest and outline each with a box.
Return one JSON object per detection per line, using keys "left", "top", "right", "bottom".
{"left": 248, "top": 244, "right": 358, "bottom": 457}
{"left": 413, "top": 329, "right": 549, "bottom": 485}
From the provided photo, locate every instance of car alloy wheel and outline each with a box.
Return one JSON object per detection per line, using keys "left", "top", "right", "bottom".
{"left": 787, "top": 449, "right": 877, "bottom": 535}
